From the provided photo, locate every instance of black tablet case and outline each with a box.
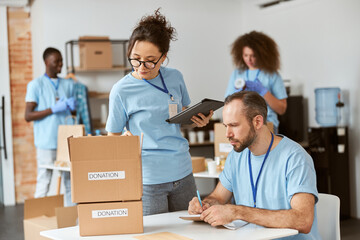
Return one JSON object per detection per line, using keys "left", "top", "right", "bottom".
{"left": 166, "top": 98, "right": 224, "bottom": 124}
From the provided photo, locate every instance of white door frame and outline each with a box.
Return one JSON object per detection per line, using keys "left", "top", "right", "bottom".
{"left": 0, "top": 6, "right": 16, "bottom": 206}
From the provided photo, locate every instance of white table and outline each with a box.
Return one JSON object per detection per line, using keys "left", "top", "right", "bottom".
{"left": 41, "top": 210, "right": 298, "bottom": 240}
{"left": 193, "top": 170, "right": 220, "bottom": 179}
{"left": 39, "top": 164, "right": 70, "bottom": 172}
{"left": 39, "top": 164, "right": 70, "bottom": 195}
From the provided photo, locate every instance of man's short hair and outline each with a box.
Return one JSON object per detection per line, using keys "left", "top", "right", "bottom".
{"left": 224, "top": 91, "right": 268, "bottom": 125}
{"left": 43, "top": 47, "right": 61, "bottom": 62}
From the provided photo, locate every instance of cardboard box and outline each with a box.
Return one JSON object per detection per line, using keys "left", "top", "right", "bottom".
{"left": 69, "top": 135, "right": 142, "bottom": 203}
{"left": 23, "top": 195, "right": 77, "bottom": 240}
{"left": 191, "top": 156, "right": 205, "bottom": 173}
{"left": 78, "top": 200, "right": 143, "bottom": 236}
{"left": 214, "top": 123, "right": 232, "bottom": 157}
{"left": 79, "top": 36, "right": 112, "bottom": 70}
{"left": 55, "top": 124, "right": 85, "bottom": 168}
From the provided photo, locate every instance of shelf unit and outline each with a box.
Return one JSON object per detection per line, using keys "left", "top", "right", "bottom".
{"left": 64, "top": 38, "right": 131, "bottom": 135}
{"left": 65, "top": 39, "right": 132, "bottom": 74}
{"left": 183, "top": 119, "right": 220, "bottom": 159}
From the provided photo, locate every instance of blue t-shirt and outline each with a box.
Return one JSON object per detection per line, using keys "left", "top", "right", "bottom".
{"left": 219, "top": 136, "right": 320, "bottom": 240}
{"left": 225, "top": 69, "right": 288, "bottom": 127}
{"left": 106, "top": 67, "right": 192, "bottom": 185}
{"left": 25, "top": 75, "right": 75, "bottom": 149}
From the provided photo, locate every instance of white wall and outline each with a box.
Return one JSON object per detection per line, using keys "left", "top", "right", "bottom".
{"left": 240, "top": 0, "right": 360, "bottom": 218}
{"left": 31, "top": 0, "right": 360, "bottom": 217}
{"left": 31, "top": 0, "right": 242, "bottom": 119}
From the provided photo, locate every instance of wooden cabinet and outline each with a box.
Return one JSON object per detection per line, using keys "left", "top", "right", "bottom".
{"left": 308, "top": 126, "right": 350, "bottom": 219}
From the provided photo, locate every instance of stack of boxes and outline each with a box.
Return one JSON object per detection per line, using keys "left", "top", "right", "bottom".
{"left": 68, "top": 135, "right": 143, "bottom": 236}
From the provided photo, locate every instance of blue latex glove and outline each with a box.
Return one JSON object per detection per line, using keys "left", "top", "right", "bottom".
{"left": 66, "top": 97, "right": 77, "bottom": 111}
{"left": 51, "top": 97, "right": 68, "bottom": 113}
{"left": 245, "top": 79, "right": 268, "bottom": 97}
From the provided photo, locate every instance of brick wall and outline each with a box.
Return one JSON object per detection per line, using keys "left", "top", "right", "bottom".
{"left": 8, "top": 7, "right": 36, "bottom": 203}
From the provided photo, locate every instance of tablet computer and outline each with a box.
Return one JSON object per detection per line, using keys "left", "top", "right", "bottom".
{"left": 166, "top": 98, "right": 224, "bottom": 124}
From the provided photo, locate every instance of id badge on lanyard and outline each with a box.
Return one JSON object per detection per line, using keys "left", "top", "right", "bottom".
{"left": 168, "top": 98, "right": 179, "bottom": 118}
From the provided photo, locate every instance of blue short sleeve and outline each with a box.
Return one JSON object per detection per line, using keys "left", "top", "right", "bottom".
{"left": 270, "top": 73, "right": 287, "bottom": 100}
{"left": 179, "top": 71, "right": 191, "bottom": 107}
{"left": 219, "top": 152, "right": 235, "bottom": 193}
{"left": 106, "top": 84, "right": 128, "bottom": 133}
{"left": 286, "top": 155, "right": 319, "bottom": 203}
{"left": 25, "top": 80, "right": 39, "bottom": 103}
{"left": 225, "top": 70, "right": 238, "bottom": 98}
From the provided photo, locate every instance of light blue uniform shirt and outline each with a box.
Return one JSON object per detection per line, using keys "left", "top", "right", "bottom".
{"left": 219, "top": 136, "right": 321, "bottom": 240}
{"left": 25, "top": 75, "right": 75, "bottom": 149}
{"left": 106, "top": 67, "right": 192, "bottom": 185}
{"left": 225, "top": 69, "right": 287, "bottom": 127}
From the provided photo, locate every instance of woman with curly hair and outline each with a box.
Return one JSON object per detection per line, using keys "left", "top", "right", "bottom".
{"left": 225, "top": 31, "right": 287, "bottom": 132}
{"left": 106, "top": 9, "right": 212, "bottom": 215}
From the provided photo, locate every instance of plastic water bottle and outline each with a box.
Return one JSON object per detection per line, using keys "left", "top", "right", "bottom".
{"left": 315, "top": 88, "right": 340, "bottom": 127}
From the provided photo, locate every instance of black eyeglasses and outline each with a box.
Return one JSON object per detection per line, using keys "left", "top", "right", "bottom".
{"left": 128, "top": 54, "right": 164, "bottom": 70}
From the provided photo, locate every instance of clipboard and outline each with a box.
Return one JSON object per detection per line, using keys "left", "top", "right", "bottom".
{"left": 179, "top": 214, "right": 202, "bottom": 221}
{"left": 166, "top": 98, "right": 224, "bottom": 124}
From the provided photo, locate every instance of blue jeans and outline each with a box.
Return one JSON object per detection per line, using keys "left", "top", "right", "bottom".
{"left": 34, "top": 148, "right": 75, "bottom": 206}
{"left": 142, "top": 173, "right": 197, "bottom": 216}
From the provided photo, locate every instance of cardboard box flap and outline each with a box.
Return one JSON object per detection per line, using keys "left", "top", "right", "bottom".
{"left": 56, "top": 124, "right": 85, "bottom": 162}
{"left": 24, "top": 215, "right": 58, "bottom": 229}
{"left": 24, "top": 195, "right": 63, "bottom": 220}
{"left": 68, "top": 136, "right": 140, "bottom": 162}
{"left": 55, "top": 206, "right": 78, "bottom": 228}
{"left": 214, "top": 123, "right": 231, "bottom": 157}
{"left": 79, "top": 36, "right": 110, "bottom": 41}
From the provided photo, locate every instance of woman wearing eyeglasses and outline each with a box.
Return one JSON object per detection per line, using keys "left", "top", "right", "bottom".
{"left": 225, "top": 31, "right": 287, "bottom": 133}
{"left": 106, "top": 9, "right": 212, "bottom": 216}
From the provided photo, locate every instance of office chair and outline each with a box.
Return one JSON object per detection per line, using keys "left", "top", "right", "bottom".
{"left": 316, "top": 193, "right": 341, "bottom": 240}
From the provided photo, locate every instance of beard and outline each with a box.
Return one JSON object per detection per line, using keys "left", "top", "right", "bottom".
{"left": 229, "top": 124, "right": 256, "bottom": 153}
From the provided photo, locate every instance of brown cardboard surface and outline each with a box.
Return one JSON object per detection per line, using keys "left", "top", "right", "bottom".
{"left": 55, "top": 124, "right": 85, "bottom": 168}
{"left": 134, "top": 232, "right": 192, "bottom": 240}
{"left": 56, "top": 206, "right": 78, "bottom": 228}
{"left": 69, "top": 135, "right": 142, "bottom": 203}
{"left": 191, "top": 156, "right": 205, "bottom": 173}
{"left": 79, "top": 36, "right": 112, "bottom": 70}
{"left": 24, "top": 195, "right": 63, "bottom": 220}
{"left": 214, "top": 123, "right": 232, "bottom": 157}
{"left": 23, "top": 196, "right": 78, "bottom": 240}
{"left": 78, "top": 201, "right": 143, "bottom": 236}
{"left": 24, "top": 216, "right": 57, "bottom": 240}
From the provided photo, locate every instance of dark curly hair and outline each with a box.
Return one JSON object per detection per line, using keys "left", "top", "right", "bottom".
{"left": 127, "top": 8, "right": 177, "bottom": 57}
{"left": 231, "top": 31, "right": 280, "bottom": 73}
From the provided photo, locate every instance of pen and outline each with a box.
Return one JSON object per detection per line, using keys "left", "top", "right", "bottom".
{"left": 196, "top": 190, "right": 203, "bottom": 207}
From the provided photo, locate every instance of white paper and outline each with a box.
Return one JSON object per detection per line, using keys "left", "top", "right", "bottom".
{"left": 180, "top": 215, "right": 248, "bottom": 230}
{"left": 223, "top": 220, "right": 249, "bottom": 230}
{"left": 92, "top": 208, "right": 128, "bottom": 218}
{"left": 88, "top": 171, "right": 125, "bottom": 180}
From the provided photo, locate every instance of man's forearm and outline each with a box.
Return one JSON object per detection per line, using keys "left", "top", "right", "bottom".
{"left": 203, "top": 196, "right": 222, "bottom": 206}
{"left": 25, "top": 108, "right": 52, "bottom": 122}
{"left": 234, "top": 205, "right": 312, "bottom": 233}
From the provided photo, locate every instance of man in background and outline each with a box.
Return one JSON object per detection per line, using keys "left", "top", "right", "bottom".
{"left": 25, "top": 47, "right": 76, "bottom": 206}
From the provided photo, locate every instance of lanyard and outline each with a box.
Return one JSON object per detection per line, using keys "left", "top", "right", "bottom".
{"left": 248, "top": 132, "right": 274, "bottom": 208}
{"left": 143, "top": 70, "right": 174, "bottom": 101}
{"left": 44, "top": 73, "right": 59, "bottom": 91}
{"left": 246, "top": 69, "right": 261, "bottom": 81}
